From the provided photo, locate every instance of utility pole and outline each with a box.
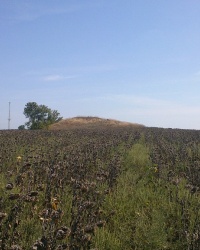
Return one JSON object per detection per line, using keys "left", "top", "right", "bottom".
{"left": 8, "top": 102, "right": 11, "bottom": 129}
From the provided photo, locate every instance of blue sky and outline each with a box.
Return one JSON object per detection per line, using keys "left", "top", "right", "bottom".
{"left": 1, "top": 0, "right": 200, "bottom": 129}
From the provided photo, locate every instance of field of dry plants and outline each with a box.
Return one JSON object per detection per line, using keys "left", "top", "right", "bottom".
{"left": 1, "top": 126, "right": 200, "bottom": 249}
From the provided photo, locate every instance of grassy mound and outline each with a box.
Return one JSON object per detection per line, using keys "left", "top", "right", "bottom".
{"left": 50, "top": 116, "right": 145, "bottom": 130}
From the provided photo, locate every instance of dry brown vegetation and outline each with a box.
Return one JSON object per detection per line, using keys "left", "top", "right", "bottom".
{"left": 50, "top": 116, "right": 145, "bottom": 130}
{"left": 1, "top": 125, "right": 200, "bottom": 249}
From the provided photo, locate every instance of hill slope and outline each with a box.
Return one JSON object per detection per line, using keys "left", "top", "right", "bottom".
{"left": 50, "top": 116, "right": 144, "bottom": 130}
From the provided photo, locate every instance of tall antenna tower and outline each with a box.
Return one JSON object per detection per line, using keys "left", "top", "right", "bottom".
{"left": 8, "top": 102, "right": 11, "bottom": 129}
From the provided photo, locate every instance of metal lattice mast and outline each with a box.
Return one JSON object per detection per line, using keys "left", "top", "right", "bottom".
{"left": 8, "top": 102, "right": 11, "bottom": 129}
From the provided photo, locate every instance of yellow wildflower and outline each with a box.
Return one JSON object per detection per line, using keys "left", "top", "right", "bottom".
{"left": 17, "top": 156, "right": 22, "bottom": 162}
{"left": 51, "top": 197, "right": 59, "bottom": 210}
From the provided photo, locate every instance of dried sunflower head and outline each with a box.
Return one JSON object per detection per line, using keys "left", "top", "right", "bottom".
{"left": 0, "top": 212, "right": 7, "bottom": 222}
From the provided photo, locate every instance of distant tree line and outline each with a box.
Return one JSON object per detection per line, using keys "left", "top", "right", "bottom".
{"left": 18, "top": 102, "right": 62, "bottom": 130}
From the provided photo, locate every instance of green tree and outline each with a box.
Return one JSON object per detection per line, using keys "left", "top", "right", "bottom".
{"left": 18, "top": 125, "right": 26, "bottom": 130}
{"left": 23, "top": 102, "right": 62, "bottom": 129}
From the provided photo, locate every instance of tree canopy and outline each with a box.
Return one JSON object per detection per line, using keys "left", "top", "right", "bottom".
{"left": 20, "top": 102, "right": 62, "bottom": 129}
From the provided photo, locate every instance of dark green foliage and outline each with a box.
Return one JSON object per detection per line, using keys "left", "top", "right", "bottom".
{"left": 18, "top": 125, "right": 25, "bottom": 130}
{"left": 23, "top": 102, "right": 62, "bottom": 129}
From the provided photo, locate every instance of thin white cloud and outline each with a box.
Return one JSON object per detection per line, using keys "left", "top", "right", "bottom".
{"left": 42, "top": 74, "right": 75, "bottom": 82}
{"left": 80, "top": 93, "right": 200, "bottom": 116}
{"left": 101, "top": 94, "right": 200, "bottom": 129}
{"left": 86, "top": 94, "right": 169, "bottom": 107}
{"left": 23, "top": 62, "right": 119, "bottom": 81}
